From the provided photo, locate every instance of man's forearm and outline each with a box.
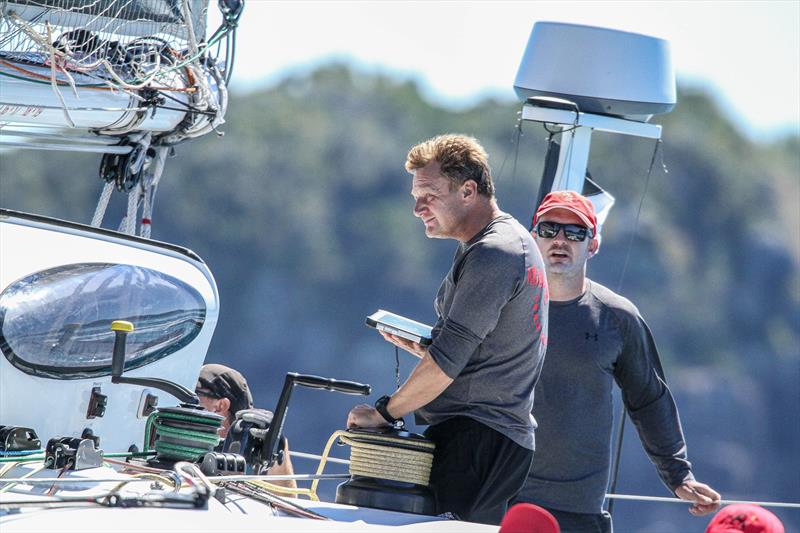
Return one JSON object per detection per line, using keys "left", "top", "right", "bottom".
{"left": 386, "top": 353, "right": 453, "bottom": 419}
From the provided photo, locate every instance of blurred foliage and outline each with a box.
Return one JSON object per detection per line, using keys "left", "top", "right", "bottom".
{"left": 1, "top": 63, "right": 799, "bottom": 529}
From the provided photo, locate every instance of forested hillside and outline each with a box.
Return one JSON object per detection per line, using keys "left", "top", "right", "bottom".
{"left": 2, "top": 64, "right": 798, "bottom": 531}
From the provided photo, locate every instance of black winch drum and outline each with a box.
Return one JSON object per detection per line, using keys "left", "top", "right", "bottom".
{"left": 334, "top": 429, "right": 436, "bottom": 515}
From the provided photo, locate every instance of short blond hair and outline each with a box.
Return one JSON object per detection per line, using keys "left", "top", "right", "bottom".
{"left": 405, "top": 134, "right": 495, "bottom": 198}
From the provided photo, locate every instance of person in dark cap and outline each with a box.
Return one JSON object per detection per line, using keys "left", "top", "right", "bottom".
{"left": 196, "top": 363, "right": 296, "bottom": 487}
{"left": 514, "top": 190, "right": 720, "bottom": 532}
{"left": 196, "top": 363, "right": 254, "bottom": 438}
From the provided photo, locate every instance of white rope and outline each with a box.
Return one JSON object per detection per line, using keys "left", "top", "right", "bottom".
{"left": 140, "top": 183, "right": 153, "bottom": 239}
{"left": 90, "top": 181, "right": 114, "bottom": 227}
{"left": 45, "top": 22, "right": 75, "bottom": 129}
{"left": 606, "top": 493, "right": 800, "bottom": 510}
{"left": 289, "top": 451, "right": 350, "bottom": 466}
{"left": 119, "top": 185, "right": 138, "bottom": 235}
{"left": 139, "top": 148, "right": 162, "bottom": 238}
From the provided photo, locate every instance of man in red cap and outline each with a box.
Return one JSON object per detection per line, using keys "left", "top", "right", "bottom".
{"left": 514, "top": 190, "right": 720, "bottom": 532}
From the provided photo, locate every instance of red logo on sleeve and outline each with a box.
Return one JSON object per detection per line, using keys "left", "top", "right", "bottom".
{"left": 526, "top": 265, "right": 549, "bottom": 344}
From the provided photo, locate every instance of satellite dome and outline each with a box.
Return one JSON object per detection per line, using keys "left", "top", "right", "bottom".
{"left": 514, "top": 22, "right": 676, "bottom": 122}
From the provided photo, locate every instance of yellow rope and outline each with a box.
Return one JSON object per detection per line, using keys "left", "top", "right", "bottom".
{"left": 310, "top": 430, "right": 348, "bottom": 498}
{"left": 247, "top": 480, "right": 319, "bottom": 501}
{"left": 341, "top": 434, "right": 434, "bottom": 486}
{"left": 310, "top": 430, "right": 435, "bottom": 497}
{"left": 0, "top": 462, "right": 48, "bottom": 493}
{"left": 103, "top": 471, "right": 180, "bottom": 496}
{"left": 0, "top": 461, "right": 18, "bottom": 479}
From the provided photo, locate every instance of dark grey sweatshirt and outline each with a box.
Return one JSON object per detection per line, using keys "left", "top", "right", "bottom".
{"left": 517, "top": 280, "right": 694, "bottom": 513}
{"left": 416, "top": 213, "right": 549, "bottom": 450}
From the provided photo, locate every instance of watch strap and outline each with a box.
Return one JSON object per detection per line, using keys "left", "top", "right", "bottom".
{"left": 374, "top": 395, "right": 403, "bottom": 427}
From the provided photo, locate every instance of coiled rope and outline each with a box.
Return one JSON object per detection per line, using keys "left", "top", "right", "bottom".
{"left": 341, "top": 432, "right": 434, "bottom": 484}
{"left": 310, "top": 430, "right": 435, "bottom": 499}
{"left": 143, "top": 408, "right": 222, "bottom": 462}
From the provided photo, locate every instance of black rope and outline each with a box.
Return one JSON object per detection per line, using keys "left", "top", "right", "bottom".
{"left": 606, "top": 137, "right": 664, "bottom": 515}
{"left": 510, "top": 119, "right": 524, "bottom": 184}
{"left": 158, "top": 91, "right": 217, "bottom": 116}
{"left": 542, "top": 122, "right": 580, "bottom": 136}
{"left": 225, "top": 28, "right": 237, "bottom": 85}
{"left": 495, "top": 114, "right": 524, "bottom": 182}
{"left": 395, "top": 346, "right": 401, "bottom": 390}
{"left": 153, "top": 104, "right": 215, "bottom": 116}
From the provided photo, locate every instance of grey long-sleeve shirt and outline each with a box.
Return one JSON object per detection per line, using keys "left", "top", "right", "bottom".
{"left": 517, "top": 279, "right": 694, "bottom": 513}
{"left": 416, "top": 213, "right": 549, "bottom": 450}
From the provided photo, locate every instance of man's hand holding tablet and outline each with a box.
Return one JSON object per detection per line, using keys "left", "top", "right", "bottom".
{"left": 366, "top": 310, "right": 433, "bottom": 358}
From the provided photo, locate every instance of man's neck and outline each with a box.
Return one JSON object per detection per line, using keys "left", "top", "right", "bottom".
{"left": 547, "top": 272, "right": 588, "bottom": 302}
{"left": 458, "top": 199, "right": 501, "bottom": 243}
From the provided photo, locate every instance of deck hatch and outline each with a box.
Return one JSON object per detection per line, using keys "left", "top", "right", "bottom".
{"left": 0, "top": 263, "right": 206, "bottom": 379}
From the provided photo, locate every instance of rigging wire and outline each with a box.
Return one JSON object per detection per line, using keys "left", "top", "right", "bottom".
{"left": 605, "top": 494, "right": 800, "bottom": 510}
{"left": 495, "top": 113, "right": 524, "bottom": 183}
{"left": 225, "top": 481, "right": 328, "bottom": 519}
{"left": 614, "top": 139, "right": 664, "bottom": 292}
{"left": 606, "top": 137, "right": 666, "bottom": 516}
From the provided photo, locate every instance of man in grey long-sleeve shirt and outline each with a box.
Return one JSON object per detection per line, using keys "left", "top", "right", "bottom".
{"left": 347, "top": 134, "right": 548, "bottom": 524}
{"left": 515, "top": 190, "right": 720, "bottom": 532}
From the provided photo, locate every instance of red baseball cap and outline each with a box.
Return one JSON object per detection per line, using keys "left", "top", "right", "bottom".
{"left": 705, "top": 504, "right": 784, "bottom": 533}
{"left": 499, "top": 503, "right": 560, "bottom": 533}
{"left": 533, "top": 190, "right": 598, "bottom": 236}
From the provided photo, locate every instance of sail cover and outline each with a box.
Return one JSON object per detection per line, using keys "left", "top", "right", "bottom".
{"left": 1, "top": 0, "right": 215, "bottom": 100}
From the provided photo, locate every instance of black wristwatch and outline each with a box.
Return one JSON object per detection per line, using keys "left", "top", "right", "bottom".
{"left": 374, "top": 395, "right": 404, "bottom": 428}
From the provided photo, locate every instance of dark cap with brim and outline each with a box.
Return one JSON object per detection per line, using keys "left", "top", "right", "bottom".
{"left": 196, "top": 364, "right": 254, "bottom": 415}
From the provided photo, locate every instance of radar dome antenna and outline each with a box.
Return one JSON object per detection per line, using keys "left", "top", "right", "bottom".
{"left": 516, "top": 21, "right": 675, "bottom": 236}
{"left": 514, "top": 21, "right": 676, "bottom": 122}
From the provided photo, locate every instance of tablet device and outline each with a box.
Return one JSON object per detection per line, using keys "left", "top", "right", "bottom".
{"left": 366, "top": 309, "right": 433, "bottom": 346}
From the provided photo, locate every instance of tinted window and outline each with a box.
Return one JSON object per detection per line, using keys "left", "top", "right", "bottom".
{"left": 0, "top": 263, "right": 206, "bottom": 379}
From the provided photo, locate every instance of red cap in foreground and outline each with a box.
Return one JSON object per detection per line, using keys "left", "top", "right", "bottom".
{"left": 705, "top": 504, "right": 784, "bottom": 533}
{"left": 499, "top": 503, "right": 560, "bottom": 533}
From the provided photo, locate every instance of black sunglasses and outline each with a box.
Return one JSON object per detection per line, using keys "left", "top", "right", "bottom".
{"left": 534, "top": 221, "right": 593, "bottom": 242}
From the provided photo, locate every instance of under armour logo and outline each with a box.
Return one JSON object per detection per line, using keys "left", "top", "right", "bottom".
{"left": 585, "top": 332, "right": 598, "bottom": 341}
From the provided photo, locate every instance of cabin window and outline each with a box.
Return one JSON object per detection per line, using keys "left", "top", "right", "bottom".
{"left": 0, "top": 263, "right": 205, "bottom": 379}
